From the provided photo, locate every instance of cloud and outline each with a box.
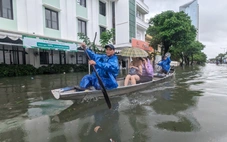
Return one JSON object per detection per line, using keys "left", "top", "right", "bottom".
{"left": 144, "top": 0, "right": 227, "bottom": 58}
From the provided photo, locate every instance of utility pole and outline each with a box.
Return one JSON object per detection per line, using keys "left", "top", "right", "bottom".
{"left": 220, "top": 47, "right": 226, "bottom": 53}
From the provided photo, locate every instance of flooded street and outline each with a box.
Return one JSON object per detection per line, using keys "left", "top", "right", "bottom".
{"left": 0, "top": 64, "right": 227, "bottom": 142}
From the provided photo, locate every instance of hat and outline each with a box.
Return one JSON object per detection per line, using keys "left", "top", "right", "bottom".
{"left": 104, "top": 44, "right": 115, "bottom": 50}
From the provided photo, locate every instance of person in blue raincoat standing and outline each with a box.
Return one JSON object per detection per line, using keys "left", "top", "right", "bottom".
{"left": 158, "top": 54, "right": 171, "bottom": 74}
{"left": 79, "top": 43, "right": 119, "bottom": 90}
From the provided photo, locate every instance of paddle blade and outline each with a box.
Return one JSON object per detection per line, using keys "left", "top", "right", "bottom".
{"left": 93, "top": 67, "right": 111, "bottom": 109}
{"left": 100, "top": 87, "right": 112, "bottom": 109}
{"left": 96, "top": 72, "right": 111, "bottom": 109}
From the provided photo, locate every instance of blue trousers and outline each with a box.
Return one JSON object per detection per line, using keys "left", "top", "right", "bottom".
{"left": 79, "top": 74, "right": 101, "bottom": 90}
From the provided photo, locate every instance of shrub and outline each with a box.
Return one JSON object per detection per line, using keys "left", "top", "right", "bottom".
{"left": 0, "top": 64, "right": 37, "bottom": 77}
{"left": 0, "top": 64, "right": 88, "bottom": 77}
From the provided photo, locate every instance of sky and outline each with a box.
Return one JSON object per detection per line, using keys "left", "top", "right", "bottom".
{"left": 144, "top": 0, "right": 227, "bottom": 59}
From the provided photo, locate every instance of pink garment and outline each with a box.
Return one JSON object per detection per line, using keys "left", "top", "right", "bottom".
{"left": 141, "top": 59, "right": 154, "bottom": 77}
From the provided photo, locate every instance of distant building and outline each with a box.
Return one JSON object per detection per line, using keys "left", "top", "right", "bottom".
{"left": 115, "top": 0, "right": 149, "bottom": 48}
{"left": 179, "top": 0, "right": 199, "bottom": 40}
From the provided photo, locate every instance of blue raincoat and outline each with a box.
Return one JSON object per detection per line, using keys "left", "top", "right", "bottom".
{"left": 158, "top": 57, "right": 171, "bottom": 73}
{"left": 80, "top": 49, "right": 119, "bottom": 90}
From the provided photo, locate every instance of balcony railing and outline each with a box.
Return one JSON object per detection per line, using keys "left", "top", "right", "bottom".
{"left": 136, "top": 17, "right": 149, "bottom": 30}
{"left": 136, "top": 0, "right": 149, "bottom": 14}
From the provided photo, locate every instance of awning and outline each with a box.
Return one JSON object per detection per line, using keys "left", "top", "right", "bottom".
{"left": 0, "top": 32, "right": 22, "bottom": 45}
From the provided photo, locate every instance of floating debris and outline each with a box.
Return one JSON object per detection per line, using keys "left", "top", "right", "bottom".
{"left": 94, "top": 126, "right": 101, "bottom": 133}
{"left": 110, "top": 138, "right": 115, "bottom": 142}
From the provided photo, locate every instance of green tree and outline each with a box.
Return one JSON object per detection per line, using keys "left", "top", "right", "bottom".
{"left": 147, "top": 10, "right": 196, "bottom": 55}
{"left": 77, "top": 33, "right": 99, "bottom": 52}
{"left": 78, "top": 29, "right": 115, "bottom": 53}
{"left": 194, "top": 52, "right": 207, "bottom": 64}
{"left": 184, "top": 41, "right": 205, "bottom": 65}
{"left": 215, "top": 53, "right": 225, "bottom": 64}
{"left": 169, "top": 41, "right": 205, "bottom": 65}
{"left": 216, "top": 53, "right": 225, "bottom": 59}
{"left": 99, "top": 28, "right": 115, "bottom": 47}
{"left": 77, "top": 33, "right": 91, "bottom": 45}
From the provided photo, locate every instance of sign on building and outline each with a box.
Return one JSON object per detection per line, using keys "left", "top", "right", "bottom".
{"left": 22, "top": 36, "right": 78, "bottom": 51}
{"left": 131, "top": 38, "right": 154, "bottom": 52}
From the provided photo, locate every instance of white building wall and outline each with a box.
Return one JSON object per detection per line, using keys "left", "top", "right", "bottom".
{"left": 17, "top": 0, "right": 44, "bottom": 35}
{"left": 25, "top": 48, "right": 40, "bottom": 68}
{"left": 88, "top": 0, "right": 100, "bottom": 41}
{"left": 15, "top": 0, "right": 114, "bottom": 43}
{"left": 107, "top": 2, "right": 113, "bottom": 29}
{"left": 16, "top": 0, "right": 28, "bottom": 32}
{"left": 137, "top": 28, "right": 146, "bottom": 41}
{"left": 115, "top": 0, "right": 130, "bottom": 46}
{"left": 135, "top": 0, "right": 149, "bottom": 41}
{"left": 60, "top": 0, "right": 77, "bottom": 41}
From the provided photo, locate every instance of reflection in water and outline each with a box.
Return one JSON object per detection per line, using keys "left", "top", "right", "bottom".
{"left": 24, "top": 116, "right": 50, "bottom": 142}
{"left": 1, "top": 64, "right": 227, "bottom": 142}
{"left": 150, "top": 66, "right": 203, "bottom": 132}
{"left": 156, "top": 116, "right": 199, "bottom": 132}
{"left": 53, "top": 99, "right": 121, "bottom": 142}
{"left": 121, "top": 105, "right": 149, "bottom": 142}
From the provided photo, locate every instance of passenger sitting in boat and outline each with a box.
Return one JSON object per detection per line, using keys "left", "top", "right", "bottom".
{"left": 124, "top": 57, "right": 142, "bottom": 86}
{"left": 136, "top": 57, "right": 154, "bottom": 83}
{"left": 78, "top": 43, "right": 119, "bottom": 90}
{"left": 157, "top": 54, "right": 171, "bottom": 74}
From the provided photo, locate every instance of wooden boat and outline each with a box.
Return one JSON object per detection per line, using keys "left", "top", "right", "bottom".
{"left": 51, "top": 69, "right": 175, "bottom": 101}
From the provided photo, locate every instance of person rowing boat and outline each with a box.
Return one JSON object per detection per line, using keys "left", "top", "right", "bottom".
{"left": 77, "top": 43, "right": 119, "bottom": 91}
{"left": 157, "top": 53, "right": 171, "bottom": 74}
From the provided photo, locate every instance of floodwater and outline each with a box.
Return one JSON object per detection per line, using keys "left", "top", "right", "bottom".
{"left": 0, "top": 64, "right": 227, "bottom": 142}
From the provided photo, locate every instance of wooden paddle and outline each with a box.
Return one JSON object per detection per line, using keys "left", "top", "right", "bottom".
{"left": 83, "top": 32, "right": 112, "bottom": 109}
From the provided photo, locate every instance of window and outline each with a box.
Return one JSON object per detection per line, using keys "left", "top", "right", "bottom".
{"left": 99, "top": 1, "right": 106, "bottom": 16}
{"left": 40, "top": 51, "right": 49, "bottom": 64}
{"left": 77, "top": 0, "right": 86, "bottom": 7}
{"left": 77, "top": 54, "right": 83, "bottom": 64}
{"left": 78, "top": 19, "right": 87, "bottom": 35}
{"left": 0, "top": 0, "right": 13, "bottom": 19}
{"left": 45, "top": 8, "right": 59, "bottom": 30}
{"left": 100, "top": 26, "right": 106, "bottom": 36}
{"left": 136, "top": 10, "right": 143, "bottom": 20}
